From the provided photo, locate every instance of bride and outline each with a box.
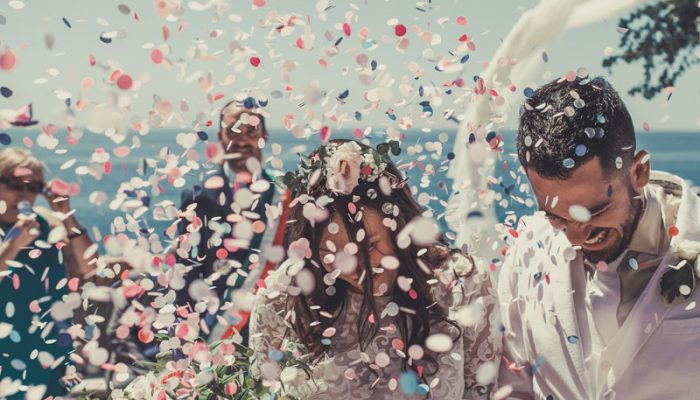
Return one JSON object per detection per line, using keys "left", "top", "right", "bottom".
{"left": 249, "top": 139, "right": 500, "bottom": 399}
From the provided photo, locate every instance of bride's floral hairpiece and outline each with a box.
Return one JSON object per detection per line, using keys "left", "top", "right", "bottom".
{"left": 276, "top": 140, "right": 402, "bottom": 195}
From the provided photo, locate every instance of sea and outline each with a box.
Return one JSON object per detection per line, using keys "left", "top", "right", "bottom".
{"left": 4, "top": 128, "right": 699, "bottom": 248}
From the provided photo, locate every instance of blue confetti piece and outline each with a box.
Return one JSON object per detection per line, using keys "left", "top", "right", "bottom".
{"left": 197, "top": 131, "right": 208, "bottom": 141}
{"left": 567, "top": 335, "right": 579, "bottom": 344}
{"left": 370, "top": 60, "right": 377, "bottom": 71}
{"left": 243, "top": 97, "right": 256, "bottom": 109}
{"left": 466, "top": 210, "right": 483, "bottom": 219}
{"left": 563, "top": 158, "right": 575, "bottom": 169}
{"left": 460, "top": 54, "right": 470, "bottom": 63}
{"left": 629, "top": 258, "right": 638, "bottom": 270}
{"left": 258, "top": 98, "right": 268, "bottom": 107}
{"left": 65, "top": 98, "right": 71, "bottom": 107}
{"left": 193, "top": 185, "right": 203, "bottom": 197}
{"left": 607, "top": 184, "right": 613, "bottom": 197}
{"left": 575, "top": 144, "right": 587, "bottom": 157}
{"left": 399, "top": 371, "right": 419, "bottom": 395}
{"left": 418, "top": 86, "right": 424, "bottom": 97}
{"left": 524, "top": 87, "right": 535, "bottom": 98}
{"left": 0, "top": 132, "right": 11, "bottom": 145}
{"left": 532, "top": 355, "right": 546, "bottom": 373}
{"left": 269, "top": 349, "right": 284, "bottom": 362}
{"left": 486, "top": 131, "right": 497, "bottom": 142}
{"left": 418, "top": 101, "right": 433, "bottom": 116}
{"left": 584, "top": 127, "right": 596, "bottom": 139}
{"left": 354, "top": 111, "right": 362, "bottom": 121}
{"left": 596, "top": 114, "right": 606, "bottom": 123}
{"left": 5, "top": 226, "right": 20, "bottom": 240}
{"left": 338, "top": 89, "right": 349, "bottom": 99}
{"left": 99, "top": 33, "right": 112, "bottom": 43}
{"left": 62, "top": 17, "right": 72, "bottom": 28}
{"left": 468, "top": 133, "right": 476, "bottom": 144}
{"left": 534, "top": 272, "right": 542, "bottom": 281}
{"left": 0, "top": 86, "right": 12, "bottom": 98}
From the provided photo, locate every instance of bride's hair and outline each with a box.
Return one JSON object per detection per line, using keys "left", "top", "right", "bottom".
{"left": 284, "top": 138, "right": 461, "bottom": 380}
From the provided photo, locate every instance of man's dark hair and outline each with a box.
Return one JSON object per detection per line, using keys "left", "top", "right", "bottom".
{"left": 517, "top": 76, "right": 636, "bottom": 180}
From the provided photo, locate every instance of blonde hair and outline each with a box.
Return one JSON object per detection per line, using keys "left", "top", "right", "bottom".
{"left": 0, "top": 147, "right": 44, "bottom": 182}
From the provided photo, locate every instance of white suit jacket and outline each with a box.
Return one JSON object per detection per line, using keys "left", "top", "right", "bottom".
{"left": 497, "top": 171, "right": 700, "bottom": 399}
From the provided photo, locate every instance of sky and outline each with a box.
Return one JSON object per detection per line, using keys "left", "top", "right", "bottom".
{"left": 0, "top": 0, "right": 697, "bottom": 136}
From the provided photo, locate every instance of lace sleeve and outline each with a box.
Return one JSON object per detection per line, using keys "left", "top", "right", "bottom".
{"left": 448, "top": 254, "right": 502, "bottom": 400}
{"left": 248, "top": 288, "right": 290, "bottom": 381}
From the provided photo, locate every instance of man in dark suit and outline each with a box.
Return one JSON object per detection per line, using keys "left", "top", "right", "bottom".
{"left": 175, "top": 97, "right": 290, "bottom": 341}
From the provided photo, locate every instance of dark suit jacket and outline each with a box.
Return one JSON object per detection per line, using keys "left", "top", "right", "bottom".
{"left": 175, "top": 166, "right": 276, "bottom": 308}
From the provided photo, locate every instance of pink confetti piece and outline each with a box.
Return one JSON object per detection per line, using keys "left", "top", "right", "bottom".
{"left": 13, "top": 166, "right": 33, "bottom": 177}
{"left": 250, "top": 56, "right": 261, "bottom": 67}
{"left": 138, "top": 328, "right": 154, "bottom": 343}
{"left": 320, "top": 125, "right": 330, "bottom": 142}
{"left": 29, "top": 300, "right": 41, "bottom": 313}
{"left": 151, "top": 49, "right": 164, "bottom": 64}
{"left": 252, "top": 0, "right": 266, "bottom": 8}
{"left": 115, "top": 325, "right": 130, "bottom": 340}
{"left": 113, "top": 146, "right": 131, "bottom": 158}
{"left": 68, "top": 277, "right": 80, "bottom": 291}
{"left": 394, "top": 24, "right": 407, "bottom": 37}
{"left": 48, "top": 178, "right": 80, "bottom": 196}
{"left": 456, "top": 16, "right": 468, "bottom": 25}
{"left": 116, "top": 74, "right": 133, "bottom": 90}
{"left": 343, "top": 22, "right": 351, "bottom": 36}
{"left": 0, "top": 48, "right": 17, "bottom": 70}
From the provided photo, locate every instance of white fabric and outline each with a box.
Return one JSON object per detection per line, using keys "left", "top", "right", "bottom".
{"left": 498, "top": 171, "right": 700, "bottom": 399}
{"left": 586, "top": 255, "right": 622, "bottom": 345}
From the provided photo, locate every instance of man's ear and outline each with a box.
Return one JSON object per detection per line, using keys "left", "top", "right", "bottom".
{"left": 630, "top": 150, "right": 651, "bottom": 190}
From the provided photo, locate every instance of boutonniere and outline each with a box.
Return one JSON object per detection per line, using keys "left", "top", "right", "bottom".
{"left": 660, "top": 240, "right": 700, "bottom": 305}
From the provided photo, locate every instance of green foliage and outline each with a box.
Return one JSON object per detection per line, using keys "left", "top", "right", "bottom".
{"left": 603, "top": 0, "right": 700, "bottom": 99}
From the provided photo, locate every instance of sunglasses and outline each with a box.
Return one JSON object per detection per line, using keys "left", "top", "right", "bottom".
{"left": 0, "top": 178, "right": 45, "bottom": 194}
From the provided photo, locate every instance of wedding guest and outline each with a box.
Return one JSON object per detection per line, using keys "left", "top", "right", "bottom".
{"left": 498, "top": 76, "right": 700, "bottom": 399}
{"left": 249, "top": 139, "right": 501, "bottom": 399}
{"left": 175, "top": 96, "right": 290, "bottom": 341}
{"left": 0, "top": 147, "right": 95, "bottom": 398}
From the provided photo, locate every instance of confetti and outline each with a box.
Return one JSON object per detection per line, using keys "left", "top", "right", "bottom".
{"left": 0, "top": 48, "right": 16, "bottom": 70}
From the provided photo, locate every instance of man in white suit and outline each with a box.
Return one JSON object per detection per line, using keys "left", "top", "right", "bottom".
{"left": 497, "top": 76, "right": 700, "bottom": 399}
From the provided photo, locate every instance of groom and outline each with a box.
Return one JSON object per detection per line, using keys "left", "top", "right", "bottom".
{"left": 498, "top": 76, "right": 700, "bottom": 399}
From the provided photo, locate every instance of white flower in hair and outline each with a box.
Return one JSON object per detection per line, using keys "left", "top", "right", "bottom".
{"left": 325, "top": 141, "right": 364, "bottom": 195}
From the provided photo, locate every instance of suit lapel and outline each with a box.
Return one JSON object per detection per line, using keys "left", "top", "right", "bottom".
{"left": 603, "top": 171, "right": 700, "bottom": 387}
{"left": 602, "top": 251, "right": 674, "bottom": 384}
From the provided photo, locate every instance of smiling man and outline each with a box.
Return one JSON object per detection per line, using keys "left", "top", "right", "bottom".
{"left": 497, "top": 76, "right": 700, "bottom": 399}
{"left": 174, "top": 96, "right": 290, "bottom": 342}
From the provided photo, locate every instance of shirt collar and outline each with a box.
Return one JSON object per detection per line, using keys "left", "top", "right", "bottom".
{"left": 628, "top": 185, "right": 666, "bottom": 256}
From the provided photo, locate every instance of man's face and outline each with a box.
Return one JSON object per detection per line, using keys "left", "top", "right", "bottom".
{"left": 0, "top": 175, "right": 44, "bottom": 224}
{"left": 218, "top": 108, "right": 266, "bottom": 174}
{"left": 528, "top": 155, "right": 649, "bottom": 263}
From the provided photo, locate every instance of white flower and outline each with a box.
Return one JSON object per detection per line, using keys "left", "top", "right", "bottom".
{"left": 325, "top": 141, "right": 363, "bottom": 195}
{"left": 672, "top": 240, "right": 700, "bottom": 262}
{"left": 673, "top": 240, "right": 700, "bottom": 277}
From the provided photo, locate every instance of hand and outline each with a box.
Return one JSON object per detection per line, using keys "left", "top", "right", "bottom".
{"left": 7, "top": 217, "right": 40, "bottom": 249}
{"left": 43, "top": 186, "right": 71, "bottom": 214}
